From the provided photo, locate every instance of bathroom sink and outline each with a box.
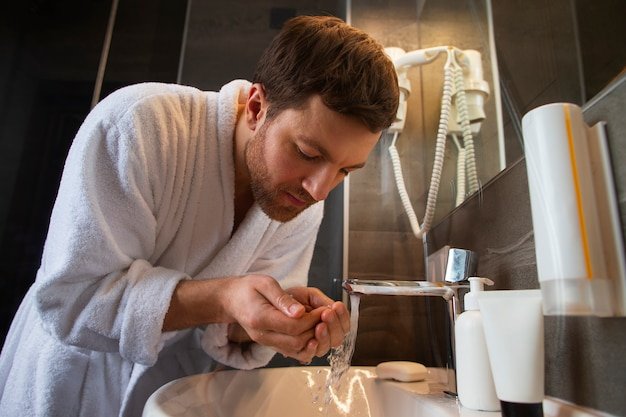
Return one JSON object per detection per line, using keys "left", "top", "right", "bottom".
{"left": 142, "top": 366, "right": 500, "bottom": 417}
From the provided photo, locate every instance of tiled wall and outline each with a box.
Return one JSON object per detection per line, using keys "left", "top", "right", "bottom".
{"left": 179, "top": 0, "right": 344, "bottom": 91}
{"left": 347, "top": 0, "right": 501, "bottom": 282}
{"left": 426, "top": 73, "right": 626, "bottom": 416}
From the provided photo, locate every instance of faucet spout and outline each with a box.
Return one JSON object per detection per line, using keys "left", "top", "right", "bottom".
{"left": 343, "top": 278, "right": 459, "bottom": 301}
{"left": 343, "top": 278, "right": 469, "bottom": 320}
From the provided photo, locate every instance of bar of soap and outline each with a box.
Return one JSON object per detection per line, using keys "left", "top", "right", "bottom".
{"left": 375, "top": 361, "right": 428, "bottom": 382}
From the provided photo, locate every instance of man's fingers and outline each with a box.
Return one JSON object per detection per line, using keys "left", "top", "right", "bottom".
{"left": 254, "top": 307, "right": 324, "bottom": 337}
{"left": 255, "top": 276, "right": 305, "bottom": 318}
{"left": 287, "top": 287, "right": 334, "bottom": 310}
{"left": 332, "top": 301, "right": 351, "bottom": 334}
{"left": 321, "top": 307, "right": 348, "bottom": 348}
{"left": 258, "top": 328, "right": 317, "bottom": 362}
{"left": 237, "top": 279, "right": 351, "bottom": 361}
{"left": 276, "top": 292, "right": 305, "bottom": 318}
{"left": 314, "top": 322, "right": 331, "bottom": 357}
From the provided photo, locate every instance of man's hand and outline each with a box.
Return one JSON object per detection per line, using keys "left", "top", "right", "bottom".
{"left": 163, "top": 275, "right": 350, "bottom": 364}
{"left": 217, "top": 275, "right": 329, "bottom": 363}
{"left": 286, "top": 287, "right": 351, "bottom": 358}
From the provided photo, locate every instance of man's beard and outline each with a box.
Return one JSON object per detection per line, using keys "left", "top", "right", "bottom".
{"left": 244, "top": 123, "right": 317, "bottom": 222}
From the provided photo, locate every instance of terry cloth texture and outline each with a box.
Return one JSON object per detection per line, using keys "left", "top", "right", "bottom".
{"left": 0, "top": 79, "right": 323, "bottom": 417}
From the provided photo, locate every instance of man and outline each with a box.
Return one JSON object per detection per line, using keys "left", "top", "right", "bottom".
{"left": 0, "top": 15, "right": 398, "bottom": 416}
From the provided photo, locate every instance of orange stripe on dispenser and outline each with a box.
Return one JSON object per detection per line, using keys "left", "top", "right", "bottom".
{"left": 564, "top": 106, "right": 593, "bottom": 280}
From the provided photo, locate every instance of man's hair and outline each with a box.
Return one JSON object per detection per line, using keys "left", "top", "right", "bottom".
{"left": 253, "top": 15, "right": 399, "bottom": 133}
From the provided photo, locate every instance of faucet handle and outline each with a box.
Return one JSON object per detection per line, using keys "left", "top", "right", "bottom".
{"left": 444, "top": 248, "right": 478, "bottom": 283}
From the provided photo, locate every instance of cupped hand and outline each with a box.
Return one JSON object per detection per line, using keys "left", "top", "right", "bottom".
{"left": 286, "top": 287, "right": 351, "bottom": 358}
{"left": 219, "top": 275, "right": 327, "bottom": 363}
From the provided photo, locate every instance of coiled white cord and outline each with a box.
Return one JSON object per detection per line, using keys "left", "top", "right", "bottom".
{"left": 388, "top": 133, "right": 422, "bottom": 237}
{"left": 451, "top": 134, "right": 467, "bottom": 207}
{"left": 453, "top": 63, "right": 479, "bottom": 194}
{"left": 388, "top": 47, "right": 481, "bottom": 237}
{"left": 388, "top": 50, "right": 456, "bottom": 238}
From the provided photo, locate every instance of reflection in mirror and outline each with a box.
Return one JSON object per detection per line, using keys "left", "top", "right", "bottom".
{"left": 492, "top": 0, "right": 626, "bottom": 165}
{"left": 347, "top": 0, "right": 626, "bottom": 281}
{"left": 385, "top": 46, "right": 492, "bottom": 237}
{"left": 347, "top": 0, "right": 502, "bottom": 279}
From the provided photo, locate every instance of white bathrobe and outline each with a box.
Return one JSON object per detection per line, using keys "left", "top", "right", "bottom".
{"left": 0, "top": 80, "right": 324, "bottom": 417}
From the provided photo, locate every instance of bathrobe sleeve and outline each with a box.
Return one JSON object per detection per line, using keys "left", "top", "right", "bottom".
{"left": 201, "top": 203, "right": 325, "bottom": 369}
{"left": 34, "top": 85, "right": 193, "bottom": 366}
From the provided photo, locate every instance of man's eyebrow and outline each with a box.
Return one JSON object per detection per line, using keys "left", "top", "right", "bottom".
{"left": 297, "top": 135, "right": 367, "bottom": 170}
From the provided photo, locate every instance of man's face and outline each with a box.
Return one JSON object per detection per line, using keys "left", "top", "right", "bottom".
{"left": 245, "top": 95, "right": 380, "bottom": 222}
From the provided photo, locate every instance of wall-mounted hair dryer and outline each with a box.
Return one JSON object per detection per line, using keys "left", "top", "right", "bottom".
{"left": 384, "top": 46, "right": 490, "bottom": 238}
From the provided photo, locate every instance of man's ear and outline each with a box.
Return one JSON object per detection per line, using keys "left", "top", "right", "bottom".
{"left": 245, "top": 83, "right": 269, "bottom": 131}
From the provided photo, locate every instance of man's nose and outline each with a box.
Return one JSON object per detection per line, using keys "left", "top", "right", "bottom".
{"left": 302, "top": 167, "right": 339, "bottom": 202}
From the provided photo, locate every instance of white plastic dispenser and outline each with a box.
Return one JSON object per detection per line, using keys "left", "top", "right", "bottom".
{"left": 522, "top": 102, "right": 626, "bottom": 316}
{"left": 455, "top": 277, "right": 500, "bottom": 411}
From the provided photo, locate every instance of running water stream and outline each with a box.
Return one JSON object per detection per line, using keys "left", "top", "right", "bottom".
{"left": 315, "top": 293, "right": 362, "bottom": 414}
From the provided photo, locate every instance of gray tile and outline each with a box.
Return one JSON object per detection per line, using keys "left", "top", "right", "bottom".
{"left": 348, "top": 229, "right": 424, "bottom": 279}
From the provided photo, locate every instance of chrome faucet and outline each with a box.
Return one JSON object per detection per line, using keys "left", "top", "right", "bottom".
{"left": 428, "top": 245, "right": 478, "bottom": 284}
{"left": 342, "top": 278, "right": 468, "bottom": 319}
{"left": 342, "top": 247, "right": 477, "bottom": 394}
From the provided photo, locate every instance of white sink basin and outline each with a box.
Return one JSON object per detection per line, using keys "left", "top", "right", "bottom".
{"left": 142, "top": 366, "right": 500, "bottom": 417}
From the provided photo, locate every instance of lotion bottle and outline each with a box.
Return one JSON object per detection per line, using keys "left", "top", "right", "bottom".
{"left": 455, "top": 277, "right": 500, "bottom": 411}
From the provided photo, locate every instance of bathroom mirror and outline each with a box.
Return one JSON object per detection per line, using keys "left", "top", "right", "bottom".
{"left": 347, "top": 0, "right": 501, "bottom": 279}
{"left": 347, "top": 0, "right": 626, "bottom": 280}
{"left": 491, "top": 0, "right": 626, "bottom": 166}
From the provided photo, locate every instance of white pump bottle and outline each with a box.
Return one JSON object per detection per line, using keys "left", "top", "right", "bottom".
{"left": 455, "top": 277, "right": 500, "bottom": 411}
